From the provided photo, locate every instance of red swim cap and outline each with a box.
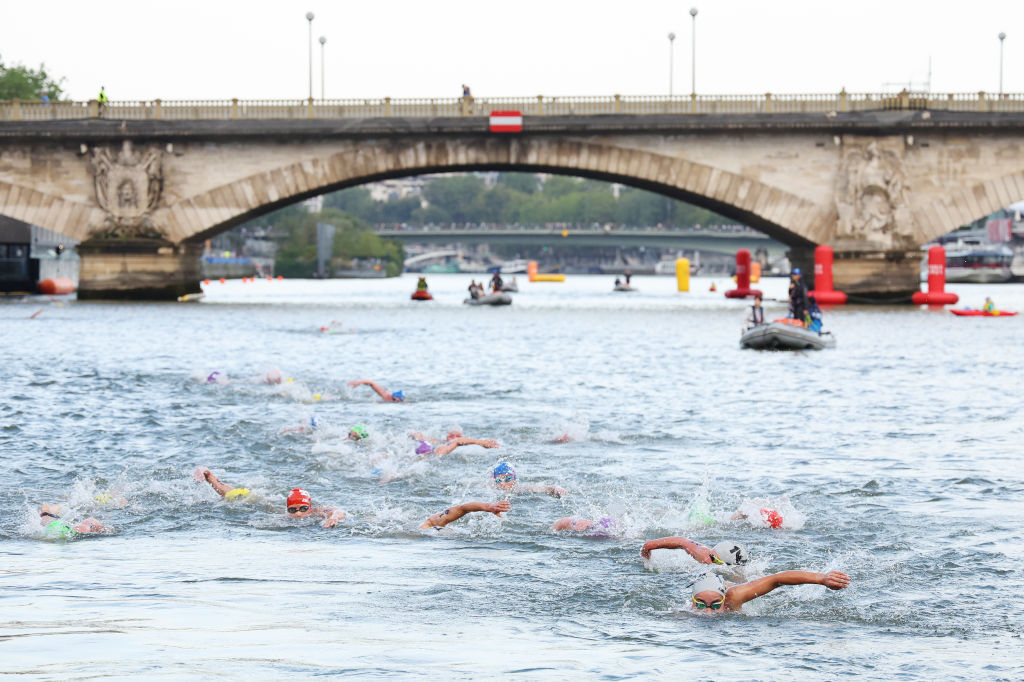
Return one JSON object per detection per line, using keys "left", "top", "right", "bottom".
{"left": 760, "top": 508, "right": 784, "bottom": 529}
{"left": 287, "top": 488, "right": 311, "bottom": 507}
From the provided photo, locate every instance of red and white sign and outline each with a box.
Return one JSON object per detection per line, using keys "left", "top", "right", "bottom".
{"left": 489, "top": 110, "right": 523, "bottom": 133}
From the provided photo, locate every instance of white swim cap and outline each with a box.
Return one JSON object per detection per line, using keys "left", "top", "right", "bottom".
{"left": 712, "top": 541, "right": 749, "bottom": 565}
{"left": 690, "top": 572, "right": 725, "bottom": 598}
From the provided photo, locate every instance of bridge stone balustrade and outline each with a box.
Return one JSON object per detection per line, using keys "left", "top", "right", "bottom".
{"left": 1, "top": 109, "right": 1023, "bottom": 299}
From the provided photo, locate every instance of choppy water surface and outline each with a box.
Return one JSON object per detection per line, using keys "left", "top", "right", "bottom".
{"left": 2, "top": 274, "right": 1023, "bottom": 678}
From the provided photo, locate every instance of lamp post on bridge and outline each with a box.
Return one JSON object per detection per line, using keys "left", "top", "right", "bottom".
{"left": 668, "top": 32, "right": 676, "bottom": 96}
{"left": 689, "top": 7, "right": 698, "bottom": 97}
{"left": 305, "top": 11, "right": 315, "bottom": 101}
{"left": 320, "top": 36, "right": 327, "bottom": 100}
{"left": 998, "top": 32, "right": 1006, "bottom": 96}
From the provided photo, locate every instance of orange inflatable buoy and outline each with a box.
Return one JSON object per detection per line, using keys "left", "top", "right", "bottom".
{"left": 38, "top": 278, "right": 75, "bottom": 295}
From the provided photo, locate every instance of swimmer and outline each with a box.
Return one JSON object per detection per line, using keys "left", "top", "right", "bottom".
{"left": 491, "top": 462, "right": 567, "bottom": 497}
{"left": 420, "top": 500, "right": 511, "bottom": 529}
{"left": 205, "top": 371, "right": 229, "bottom": 385}
{"left": 551, "top": 516, "right": 616, "bottom": 535}
{"left": 686, "top": 569, "right": 850, "bottom": 614}
{"left": 284, "top": 487, "right": 346, "bottom": 528}
{"left": 731, "top": 507, "right": 784, "bottom": 529}
{"left": 410, "top": 430, "right": 499, "bottom": 456}
{"left": 347, "top": 424, "right": 369, "bottom": 441}
{"left": 347, "top": 379, "right": 404, "bottom": 402}
{"left": 641, "top": 536, "right": 749, "bottom": 565}
{"left": 259, "top": 368, "right": 283, "bottom": 384}
{"left": 280, "top": 415, "right": 322, "bottom": 435}
{"left": 193, "top": 466, "right": 252, "bottom": 500}
{"left": 38, "top": 503, "right": 109, "bottom": 538}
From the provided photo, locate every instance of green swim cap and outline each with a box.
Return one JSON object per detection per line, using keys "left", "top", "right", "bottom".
{"left": 225, "top": 488, "right": 251, "bottom": 501}
{"left": 350, "top": 424, "right": 369, "bottom": 440}
{"left": 45, "top": 519, "right": 77, "bottom": 539}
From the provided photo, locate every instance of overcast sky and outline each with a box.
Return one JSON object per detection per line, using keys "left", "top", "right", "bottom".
{"left": 0, "top": 1, "right": 1020, "bottom": 102}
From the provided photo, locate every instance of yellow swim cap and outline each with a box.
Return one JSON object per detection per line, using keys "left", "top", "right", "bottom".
{"left": 285, "top": 378, "right": 294, "bottom": 383}
{"left": 225, "top": 488, "right": 250, "bottom": 500}
{"left": 94, "top": 493, "right": 114, "bottom": 504}
{"left": 312, "top": 393, "right": 322, "bottom": 401}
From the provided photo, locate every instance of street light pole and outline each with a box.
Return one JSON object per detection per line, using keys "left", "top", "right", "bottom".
{"left": 668, "top": 32, "right": 676, "bottom": 96}
{"left": 319, "top": 36, "right": 327, "bottom": 100}
{"left": 999, "top": 32, "right": 1006, "bottom": 96}
{"left": 305, "top": 12, "right": 315, "bottom": 100}
{"left": 689, "top": 7, "right": 698, "bottom": 96}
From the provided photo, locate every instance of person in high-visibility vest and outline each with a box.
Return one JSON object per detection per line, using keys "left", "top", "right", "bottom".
{"left": 97, "top": 86, "right": 108, "bottom": 116}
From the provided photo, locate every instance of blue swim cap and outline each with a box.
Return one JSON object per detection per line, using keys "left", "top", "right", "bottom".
{"left": 310, "top": 416, "right": 321, "bottom": 430}
{"left": 391, "top": 390, "right": 405, "bottom": 402}
{"left": 792, "top": 268, "right": 802, "bottom": 275}
{"left": 492, "top": 462, "right": 516, "bottom": 479}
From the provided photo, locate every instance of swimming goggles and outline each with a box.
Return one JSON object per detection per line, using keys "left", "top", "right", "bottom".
{"left": 40, "top": 511, "right": 59, "bottom": 519}
{"left": 493, "top": 474, "right": 516, "bottom": 484}
{"left": 287, "top": 505, "right": 310, "bottom": 514}
{"left": 692, "top": 595, "right": 725, "bottom": 610}
{"left": 708, "top": 553, "right": 725, "bottom": 565}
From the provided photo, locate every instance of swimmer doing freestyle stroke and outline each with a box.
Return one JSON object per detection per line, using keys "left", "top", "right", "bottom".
{"left": 37, "top": 503, "right": 110, "bottom": 539}
{"left": 410, "top": 430, "right": 499, "bottom": 456}
{"left": 347, "top": 379, "right": 404, "bottom": 403}
{"left": 193, "top": 467, "right": 346, "bottom": 527}
{"left": 684, "top": 569, "right": 850, "bottom": 614}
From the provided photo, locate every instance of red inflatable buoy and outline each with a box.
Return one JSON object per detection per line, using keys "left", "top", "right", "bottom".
{"left": 912, "top": 245, "right": 958, "bottom": 305}
{"left": 724, "top": 249, "right": 763, "bottom": 299}
{"left": 38, "top": 278, "right": 75, "bottom": 295}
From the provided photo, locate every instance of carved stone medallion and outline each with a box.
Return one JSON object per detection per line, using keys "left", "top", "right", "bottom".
{"left": 835, "top": 139, "right": 914, "bottom": 248}
{"left": 90, "top": 140, "right": 165, "bottom": 239}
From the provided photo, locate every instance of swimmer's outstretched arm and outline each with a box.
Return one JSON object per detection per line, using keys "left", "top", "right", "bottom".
{"left": 517, "top": 483, "right": 568, "bottom": 498}
{"left": 432, "top": 437, "right": 500, "bottom": 456}
{"left": 347, "top": 379, "right": 391, "bottom": 400}
{"left": 724, "top": 570, "right": 850, "bottom": 610}
{"left": 312, "top": 505, "right": 347, "bottom": 528}
{"left": 192, "top": 467, "right": 234, "bottom": 497}
{"left": 640, "top": 536, "right": 713, "bottom": 562}
{"left": 419, "top": 500, "right": 511, "bottom": 529}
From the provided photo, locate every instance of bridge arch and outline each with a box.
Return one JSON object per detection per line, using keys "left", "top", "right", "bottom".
{"left": 165, "top": 138, "right": 829, "bottom": 248}
{"left": 915, "top": 169, "right": 1024, "bottom": 244}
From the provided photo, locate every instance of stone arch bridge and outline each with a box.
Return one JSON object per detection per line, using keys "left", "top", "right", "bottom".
{"left": 1, "top": 108, "right": 1023, "bottom": 298}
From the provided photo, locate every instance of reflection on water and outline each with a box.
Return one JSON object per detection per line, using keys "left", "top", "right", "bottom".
{"left": 1, "top": 275, "right": 1023, "bottom": 677}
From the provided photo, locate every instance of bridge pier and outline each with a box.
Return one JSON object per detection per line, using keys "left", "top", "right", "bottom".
{"left": 76, "top": 239, "right": 203, "bottom": 300}
{"left": 791, "top": 247, "right": 919, "bottom": 303}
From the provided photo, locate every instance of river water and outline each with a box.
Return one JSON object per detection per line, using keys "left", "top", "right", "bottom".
{"left": 2, "top": 273, "right": 1022, "bottom": 679}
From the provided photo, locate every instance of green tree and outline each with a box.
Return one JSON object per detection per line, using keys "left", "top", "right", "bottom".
{"left": 0, "top": 55, "right": 64, "bottom": 100}
{"left": 423, "top": 175, "right": 486, "bottom": 223}
{"left": 498, "top": 172, "right": 537, "bottom": 194}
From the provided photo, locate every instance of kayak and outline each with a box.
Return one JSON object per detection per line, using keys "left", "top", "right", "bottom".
{"left": 740, "top": 321, "right": 836, "bottom": 351}
{"left": 613, "top": 284, "right": 637, "bottom": 292}
{"left": 950, "top": 309, "right": 1017, "bottom": 317}
{"left": 411, "top": 290, "right": 433, "bottom": 301}
{"left": 463, "top": 293, "right": 512, "bottom": 306}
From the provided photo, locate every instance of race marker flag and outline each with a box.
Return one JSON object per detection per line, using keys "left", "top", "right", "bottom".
{"left": 489, "top": 110, "right": 523, "bottom": 133}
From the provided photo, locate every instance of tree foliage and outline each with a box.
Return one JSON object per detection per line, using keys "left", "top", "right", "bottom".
{"left": 319, "top": 173, "right": 729, "bottom": 227}
{"left": 0, "top": 55, "right": 64, "bottom": 100}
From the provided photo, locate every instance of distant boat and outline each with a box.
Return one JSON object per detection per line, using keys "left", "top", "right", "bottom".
{"left": 422, "top": 263, "right": 460, "bottom": 273}
{"left": 942, "top": 242, "right": 1014, "bottom": 283}
{"left": 741, "top": 321, "right": 836, "bottom": 351}
{"left": 463, "top": 293, "right": 512, "bottom": 306}
{"left": 498, "top": 259, "right": 530, "bottom": 274}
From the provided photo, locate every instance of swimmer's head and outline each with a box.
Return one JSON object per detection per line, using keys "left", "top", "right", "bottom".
{"left": 760, "top": 508, "right": 784, "bottom": 529}
{"left": 206, "top": 371, "right": 221, "bottom": 383}
{"left": 312, "top": 393, "right": 322, "bottom": 402}
{"left": 446, "top": 430, "right": 463, "bottom": 441}
{"left": 349, "top": 424, "right": 368, "bottom": 441}
{"left": 225, "top": 488, "right": 250, "bottom": 501}
{"left": 309, "top": 416, "right": 321, "bottom": 430}
{"left": 690, "top": 572, "right": 726, "bottom": 612}
{"left": 597, "top": 517, "right": 616, "bottom": 530}
{"left": 286, "top": 488, "right": 312, "bottom": 517}
{"left": 390, "top": 390, "right": 404, "bottom": 402}
{"left": 492, "top": 462, "right": 517, "bottom": 489}
{"left": 264, "top": 369, "right": 283, "bottom": 384}
{"left": 711, "top": 541, "right": 749, "bottom": 566}
{"left": 93, "top": 493, "right": 114, "bottom": 504}
{"left": 415, "top": 440, "right": 433, "bottom": 455}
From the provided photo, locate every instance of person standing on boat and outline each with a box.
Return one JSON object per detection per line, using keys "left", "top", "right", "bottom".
{"left": 416, "top": 276, "right": 429, "bottom": 292}
{"left": 789, "top": 268, "right": 809, "bottom": 324}
{"left": 489, "top": 271, "right": 504, "bottom": 293}
{"left": 746, "top": 294, "right": 765, "bottom": 329}
{"left": 468, "top": 280, "right": 480, "bottom": 299}
{"left": 624, "top": 269, "right": 632, "bottom": 285}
